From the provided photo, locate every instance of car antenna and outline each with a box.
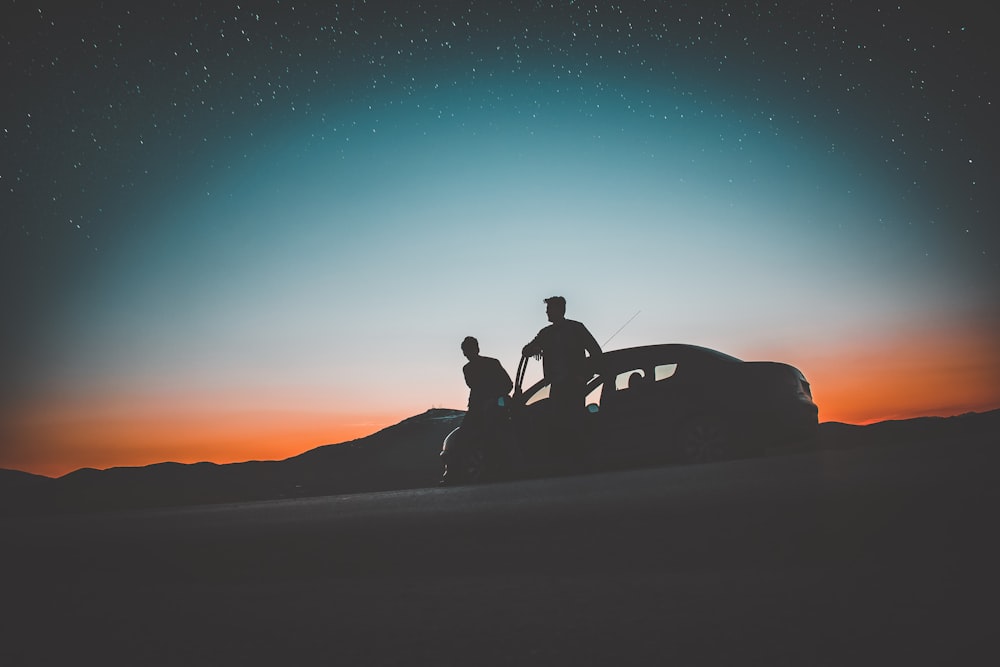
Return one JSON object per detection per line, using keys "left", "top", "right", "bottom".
{"left": 602, "top": 310, "right": 641, "bottom": 347}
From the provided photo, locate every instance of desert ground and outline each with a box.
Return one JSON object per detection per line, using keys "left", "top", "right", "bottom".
{"left": 2, "top": 423, "right": 997, "bottom": 666}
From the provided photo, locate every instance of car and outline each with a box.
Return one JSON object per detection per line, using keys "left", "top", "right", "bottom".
{"left": 440, "top": 343, "right": 819, "bottom": 483}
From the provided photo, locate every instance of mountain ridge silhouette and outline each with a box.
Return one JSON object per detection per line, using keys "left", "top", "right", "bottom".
{"left": 2, "top": 407, "right": 997, "bottom": 515}
{"left": 0, "top": 408, "right": 464, "bottom": 515}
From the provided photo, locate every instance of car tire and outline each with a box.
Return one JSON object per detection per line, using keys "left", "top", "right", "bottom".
{"left": 677, "top": 413, "right": 731, "bottom": 464}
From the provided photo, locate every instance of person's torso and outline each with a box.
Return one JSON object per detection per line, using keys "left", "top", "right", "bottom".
{"left": 465, "top": 356, "right": 509, "bottom": 408}
{"left": 539, "top": 320, "right": 588, "bottom": 383}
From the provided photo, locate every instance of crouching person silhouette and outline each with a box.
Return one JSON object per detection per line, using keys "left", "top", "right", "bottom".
{"left": 440, "top": 336, "right": 514, "bottom": 485}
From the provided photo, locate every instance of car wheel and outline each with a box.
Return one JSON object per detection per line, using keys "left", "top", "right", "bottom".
{"left": 678, "top": 414, "right": 730, "bottom": 464}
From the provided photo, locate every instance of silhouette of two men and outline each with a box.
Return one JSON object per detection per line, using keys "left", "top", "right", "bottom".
{"left": 457, "top": 296, "right": 602, "bottom": 475}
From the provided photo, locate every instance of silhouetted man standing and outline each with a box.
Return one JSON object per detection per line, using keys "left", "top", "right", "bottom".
{"left": 522, "top": 296, "right": 602, "bottom": 470}
{"left": 522, "top": 296, "right": 602, "bottom": 407}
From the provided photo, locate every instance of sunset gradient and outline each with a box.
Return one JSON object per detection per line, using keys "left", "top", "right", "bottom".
{"left": 2, "top": 3, "right": 997, "bottom": 477}
{"left": 6, "top": 312, "right": 998, "bottom": 478}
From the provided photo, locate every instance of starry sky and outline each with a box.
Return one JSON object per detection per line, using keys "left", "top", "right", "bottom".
{"left": 2, "top": 1, "right": 998, "bottom": 476}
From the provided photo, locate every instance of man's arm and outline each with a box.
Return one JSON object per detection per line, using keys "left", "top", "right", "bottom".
{"left": 579, "top": 322, "right": 603, "bottom": 372}
{"left": 494, "top": 358, "right": 513, "bottom": 396}
{"left": 522, "top": 331, "right": 543, "bottom": 359}
{"left": 580, "top": 323, "right": 602, "bottom": 357}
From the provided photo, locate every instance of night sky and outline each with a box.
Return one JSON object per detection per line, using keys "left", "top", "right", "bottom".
{"left": 2, "top": 1, "right": 998, "bottom": 476}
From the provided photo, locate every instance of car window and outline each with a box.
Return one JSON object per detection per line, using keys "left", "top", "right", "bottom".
{"left": 615, "top": 369, "right": 646, "bottom": 391}
{"left": 524, "top": 384, "right": 550, "bottom": 406}
{"left": 655, "top": 363, "right": 677, "bottom": 381}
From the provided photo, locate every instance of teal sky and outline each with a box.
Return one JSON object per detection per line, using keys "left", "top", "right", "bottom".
{"left": 31, "top": 90, "right": 992, "bottom": 404}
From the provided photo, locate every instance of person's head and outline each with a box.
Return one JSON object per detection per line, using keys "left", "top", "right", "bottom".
{"left": 461, "top": 336, "right": 480, "bottom": 360}
{"left": 544, "top": 296, "right": 566, "bottom": 323}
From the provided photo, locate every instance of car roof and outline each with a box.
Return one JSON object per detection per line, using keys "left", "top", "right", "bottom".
{"left": 600, "top": 344, "right": 742, "bottom": 369}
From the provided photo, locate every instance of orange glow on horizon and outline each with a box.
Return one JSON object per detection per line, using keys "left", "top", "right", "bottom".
{"left": 780, "top": 320, "right": 1000, "bottom": 425}
{"left": 3, "top": 405, "right": 417, "bottom": 478}
{"left": 3, "top": 318, "right": 997, "bottom": 477}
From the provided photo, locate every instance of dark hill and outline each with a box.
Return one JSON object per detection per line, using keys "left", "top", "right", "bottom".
{"left": 0, "top": 468, "right": 54, "bottom": 514}
{"left": 2, "top": 409, "right": 464, "bottom": 516}
{"left": 0, "top": 468, "right": 53, "bottom": 489}
{"left": 815, "top": 409, "right": 1000, "bottom": 450}
{"left": 2, "top": 408, "right": 997, "bottom": 516}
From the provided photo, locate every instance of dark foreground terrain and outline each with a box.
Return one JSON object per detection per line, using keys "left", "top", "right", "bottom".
{"left": 2, "top": 413, "right": 998, "bottom": 665}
